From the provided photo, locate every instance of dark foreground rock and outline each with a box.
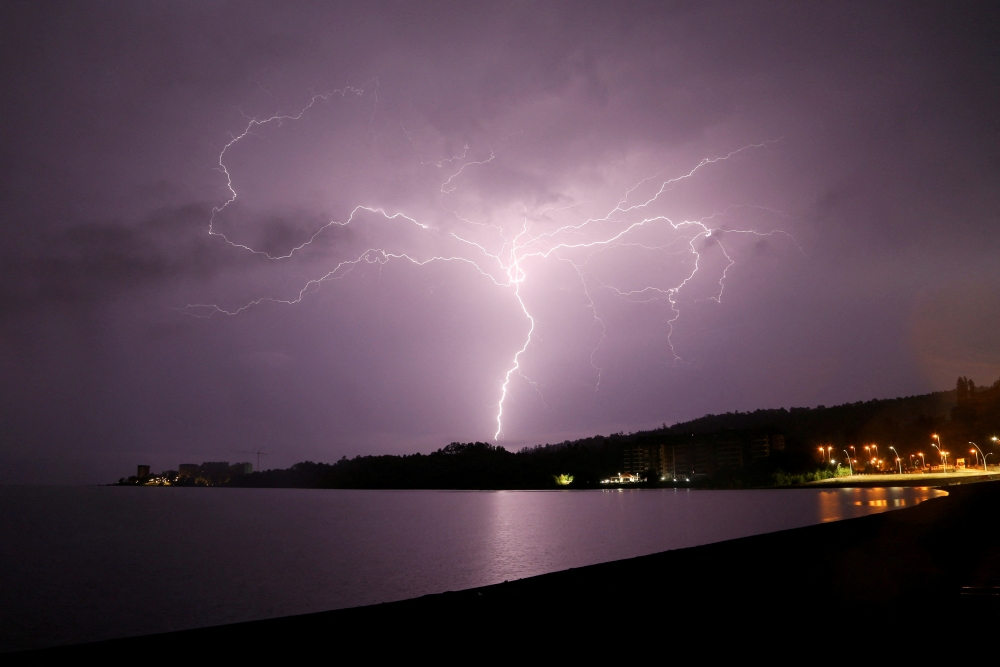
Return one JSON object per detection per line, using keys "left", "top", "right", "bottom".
{"left": 19, "top": 482, "right": 1000, "bottom": 657}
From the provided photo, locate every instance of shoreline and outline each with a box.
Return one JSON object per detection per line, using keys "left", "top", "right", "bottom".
{"left": 101, "top": 474, "right": 1000, "bottom": 491}
{"left": 799, "top": 470, "right": 1000, "bottom": 488}
{"left": 24, "top": 480, "right": 1000, "bottom": 656}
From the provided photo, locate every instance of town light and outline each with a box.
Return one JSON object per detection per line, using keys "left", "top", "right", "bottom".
{"left": 889, "top": 446, "right": 902, "bottom": 474}
{"left": 931, "top": 435, "right": 944, "bottom": 469}
{"left": 970, "top": 442, "right": 988, "bottom": 472}
{"left": 930, "top": 440, "right": 948, "bottom": 472}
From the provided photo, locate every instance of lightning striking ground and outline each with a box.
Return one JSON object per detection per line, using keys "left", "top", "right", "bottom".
{"left": 185, "top": 89, "right": 793, "bottom": 442}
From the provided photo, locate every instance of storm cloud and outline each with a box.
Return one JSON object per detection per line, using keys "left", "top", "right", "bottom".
{"left": 1, "top": 1, "right": 998, "bottom": 483}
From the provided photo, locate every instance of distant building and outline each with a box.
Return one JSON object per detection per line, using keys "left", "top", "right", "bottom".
{"left": 137, "top": 465, "right": 150, "bottom": 478}
{"left": 230, "top": 462, "right": 252, "bottom": 475}
{"left": 623, "top": 445, "right": 663, "bottom": 477}
{"left": 601, "top": 472, "right": 640, "bottom": 484}
{"left": 625, "top": 433, "right": 785, "bottom": 480}
{"left": 178, "top": 463, "right": 199, "bottom": 478}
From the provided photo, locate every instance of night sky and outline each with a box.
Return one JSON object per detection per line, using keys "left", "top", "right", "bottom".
{"left": 2, "top": 2, "right": 998, "bottom": 483}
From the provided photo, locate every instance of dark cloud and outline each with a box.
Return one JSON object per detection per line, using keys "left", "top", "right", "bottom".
{"left": 0, "top": 204, "right": 220, "bottom": 315}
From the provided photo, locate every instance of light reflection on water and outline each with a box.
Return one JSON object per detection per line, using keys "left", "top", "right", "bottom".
{"left": 0, "top": 485, "right": 945, "bottom": 651}
{"left": 816, "top": 486, "right": 946, "bottom": 522}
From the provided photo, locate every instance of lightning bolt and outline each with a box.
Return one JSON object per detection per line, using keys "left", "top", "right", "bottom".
{"left": 186, "top": 89, "right": 794, "bottom": 442}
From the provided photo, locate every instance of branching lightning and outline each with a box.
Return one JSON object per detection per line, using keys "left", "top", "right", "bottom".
{"left": 186, "top": 88, "right": 794, "bottom": 442}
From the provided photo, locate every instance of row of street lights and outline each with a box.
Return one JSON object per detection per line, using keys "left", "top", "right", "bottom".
{"left": 933, "top": 434, "right": 994, "bottom": 472}
{"left": 818, "top": 434, "right": 998, "bottom": 475}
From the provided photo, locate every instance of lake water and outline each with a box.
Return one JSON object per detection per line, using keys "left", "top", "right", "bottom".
{"left": 0, "top": 485, "right": 945, "bottom": 652}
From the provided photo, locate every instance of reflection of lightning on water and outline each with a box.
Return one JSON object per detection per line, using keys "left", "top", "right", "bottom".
{"left": 185, "top": 89, "right": 792, "bottom": 441}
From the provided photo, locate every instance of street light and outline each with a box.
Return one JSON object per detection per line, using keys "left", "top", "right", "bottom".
{"left": 889, "top": 446, "right": 902, "bottom": 474}
{"left": 932, "top": 434, "right": 945, "bottom": 471}
{"left": 918, "top": 452, "right": 925, "bottom": 469}
{"left": 970, "top": 442, "right": 988, "bottom": 472}
{"left": 931, "top": 442, "right": 946, "bottom": 472}
{"left": 843, "top": 450, "right": 854, "bottom": 475}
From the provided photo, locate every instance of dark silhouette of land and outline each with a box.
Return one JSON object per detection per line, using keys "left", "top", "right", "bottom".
{"left": 29, "top": 480, "right": 1000, "bottom": 656}
{"left": 212, "top": 378, "right": 1000, "bottom": 489}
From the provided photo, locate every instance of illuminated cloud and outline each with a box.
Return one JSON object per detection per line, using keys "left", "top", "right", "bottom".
{"left": 0, "top": 2, "right": 997, "bottom": 482}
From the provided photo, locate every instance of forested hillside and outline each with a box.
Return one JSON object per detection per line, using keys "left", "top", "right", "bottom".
{"left": 228, "top": 377, "right": 1000, "bottom": 489}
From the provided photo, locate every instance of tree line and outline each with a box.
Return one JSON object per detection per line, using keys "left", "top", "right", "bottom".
{"left": 226, "top": 377, "right": 997, "bottom": 489}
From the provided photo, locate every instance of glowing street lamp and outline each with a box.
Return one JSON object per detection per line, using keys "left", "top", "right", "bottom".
{"left": 931, "top": 435, "right": 945, "bottom": 470}
{"left": 931, "top": 442, "right": 947, "bottom": 472}
{"left": 918, "top": 452, "right": 925, "bottom": 469}
{"left": 970, "top": 442, "right": 988, "bottom": 472}
{"left": 843, "top": 450, "right": 854, "bottom": 475}
{"left": 889, "top": 446, "right": 902, "bottom": 474}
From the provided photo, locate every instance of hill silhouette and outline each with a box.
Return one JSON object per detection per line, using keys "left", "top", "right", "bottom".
{"left": 228, "top": 376, "right": 1000, "bottom": 489}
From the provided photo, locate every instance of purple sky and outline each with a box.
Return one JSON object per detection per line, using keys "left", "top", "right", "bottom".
{"left": 2, "top": 2, "right": 998, "bottom": 483}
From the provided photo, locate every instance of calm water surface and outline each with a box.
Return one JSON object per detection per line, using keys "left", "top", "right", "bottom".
{"left": 0, "top": 485, "right": 944, "bottom": 651}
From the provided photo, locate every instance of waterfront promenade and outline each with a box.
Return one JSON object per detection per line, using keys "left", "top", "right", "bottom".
{"left": 807, "top": 469, "right": 1000, "bottom": 487}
